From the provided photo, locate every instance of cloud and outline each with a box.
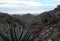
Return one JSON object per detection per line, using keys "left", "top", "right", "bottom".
{"left": 6, "top": 10, "right": 45, "bottom": 14}
{"left": 0, "top": 2, "right": 7, "bottom": 4}
{"left": 39, "top": 0, "right": 60, "bottom": 4}
{"left": 0, "top": 0, "right": 59, "bottom": 14}
{"left": 0, "top": 5, "right": 56, "bottom": 14}
{"left": 0, "top": 0, "right": 41, "bottom": 7}
{"left": 0, "top": 0, "right": 58, "bottom": 7}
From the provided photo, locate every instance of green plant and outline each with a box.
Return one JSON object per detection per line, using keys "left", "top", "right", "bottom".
{"left": 0, "top": 23, "right": 38, "bottom": 41}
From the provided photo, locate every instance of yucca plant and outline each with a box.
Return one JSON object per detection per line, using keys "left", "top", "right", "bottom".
{"left": 0, "top": 22, "right": 38, "bottom": 41}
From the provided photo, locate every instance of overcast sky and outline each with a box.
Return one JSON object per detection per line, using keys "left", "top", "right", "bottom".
{"left": 0, "top": 0, "right": 59, "bottom": 14}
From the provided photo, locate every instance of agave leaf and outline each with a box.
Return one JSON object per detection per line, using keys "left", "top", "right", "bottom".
{"left": 0, "top": 33, "right": 10, "bottom": 41}
{"left": 25, "top": 28, "right": 38, "bottom": 41}
{"left": 24, "top": 27, "right": 33, "bottom": 39}
{"left": 13, "top": 27, "right": 18, "bottom": 41}
{"left": 23, "top": 29, "right": 33, "bottom": 41}
{"left": 18, "top": 26, "right": 24, "bottom": 41}
{"left": 10, "top": 28, "right": 15, "bottom": 41}
{"left": 20, "top": 23, "right": 36, "bottom": 41}
{"left": 30, "top": 33, "right": 39, "bottom": 41}
{"left": 0, "top": 20, "right": 38, "bottom": 41}
{"left": 20, "top": 24, "right": 31, "bottom": 41}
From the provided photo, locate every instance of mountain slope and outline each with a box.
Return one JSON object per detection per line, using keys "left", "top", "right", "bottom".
{"left": 32, "top": 5, "right": 60, "bottom": 41}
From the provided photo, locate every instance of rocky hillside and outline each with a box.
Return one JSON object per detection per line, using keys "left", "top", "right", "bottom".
{"left": 32, "top": 5, "right": 60, "bottom": 41}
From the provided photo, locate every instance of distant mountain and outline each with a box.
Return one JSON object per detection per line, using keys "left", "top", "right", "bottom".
{"left": 12, "top": 13, "right": 35, "bottom": 23}
{"left": 22, "top": 13, "right": 34, "bottom": 19}
{"left": 12, "top": 14, "right": 22, "bottom": 19}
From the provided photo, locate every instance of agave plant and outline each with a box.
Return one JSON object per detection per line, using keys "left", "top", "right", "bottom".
{"left": 0, "top": 22, "right": 38, "bottom": 41}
